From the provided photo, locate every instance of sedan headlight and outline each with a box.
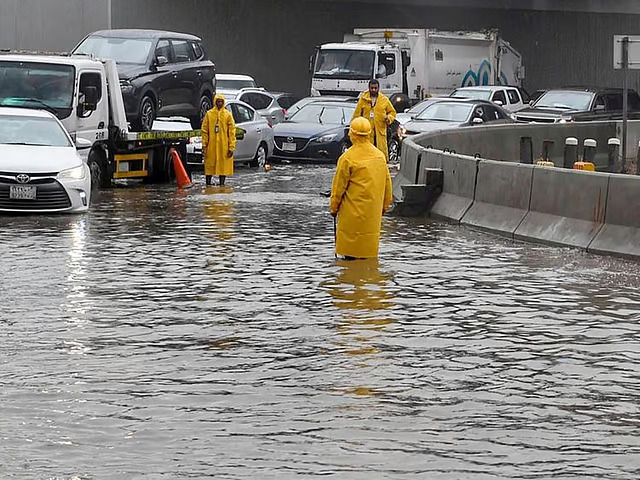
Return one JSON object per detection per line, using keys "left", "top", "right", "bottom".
{"left": 58, "top": 165, "right": 86, "bottom": 180}
{"left": 119, "top": 79, "right": 134, "bottom": 93}
{"left": 313, "top": 133, "right": 338, "bottom": 143}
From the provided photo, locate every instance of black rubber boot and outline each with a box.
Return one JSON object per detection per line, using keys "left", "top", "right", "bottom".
{"left": 219, "top": 175, "right": 226, "bottom": 186}
{"left": 206, "top": 175, "right": 212, "bottom": 185}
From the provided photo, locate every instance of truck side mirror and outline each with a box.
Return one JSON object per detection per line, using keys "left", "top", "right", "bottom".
{"left": 77, "top": 85, "right": 98, "bottom": 117}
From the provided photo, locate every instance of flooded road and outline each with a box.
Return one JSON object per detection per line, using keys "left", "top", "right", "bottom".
{"left": 1, "top": 164, "right": 639, "bottom": 479}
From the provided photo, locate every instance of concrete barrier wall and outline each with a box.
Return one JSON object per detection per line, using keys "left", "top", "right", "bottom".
{"left": 514, "top": 168, "right": 608, "bottom": 249}
{"left": 429, "top": 154, "right": 479, "bottom": 222}
{"left": 589, "top": 174, "right": 640, "bottom": 258}
{"left": 461, "top": 161, "right": 534, "bottom": 236}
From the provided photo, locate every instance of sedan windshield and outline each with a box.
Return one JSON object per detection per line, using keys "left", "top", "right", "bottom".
{"left": 533, "top": 91, "right": 594, "bottom": 110}
{"left": 314, "top": 49, "right": 374, "bottom": 80}
{"left": 0, "top": 62, "right": 75, "bottom": 116}
{"left": 451, "top": 89, "right": 492, "bottom": 101}
{"left": 73, "top": 36, "right": 153, "bottom": 65}
{"left": 415, "top": 103, "right": 473, "bottom": 122}
{"left": 289, "top": 104, "right": 355, "bottom": 124}
{"left": 0, "top": 115, "right": 72, "bottom": 147}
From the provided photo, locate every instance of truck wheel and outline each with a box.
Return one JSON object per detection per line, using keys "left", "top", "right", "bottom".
{"left": 88, "top": 150, "right": 111, "bottom": 189}
{"left": 132, "top": 95, "right": 156, "bottom": 132}
{"left": 190, "top": 94, "right": 212, "bottom": 129}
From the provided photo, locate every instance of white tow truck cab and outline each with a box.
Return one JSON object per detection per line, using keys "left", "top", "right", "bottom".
{"left": 0, "top": 54, "right": 196, "bottom": 188}
{"left": 310, "top": 28, "right": 525, "bottom": 108}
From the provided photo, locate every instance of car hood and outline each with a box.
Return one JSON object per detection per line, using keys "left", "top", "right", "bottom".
{"left": 116, "top": 63, "right": 150, "bottom": 81}
{"left": 395, "top": 112, "right": 414, "bottom": 125}
{"left": 515, "top": 106, "right": 576, "bottom": 118}
{"left": 0, "top": 145, "right": 82, "bottom": 173}
{"left": 273, "top": 122, "right": 346, "bottom": 138}
{"left": 404, "top": 120, "right": 461, "bottom": 134}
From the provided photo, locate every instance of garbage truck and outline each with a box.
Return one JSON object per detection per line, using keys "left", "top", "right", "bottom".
{"left": 310, "top": 28, "right": 525, "bottom": 108}
{"left": 0, "top": 53, "right": 196, "bottom": 189}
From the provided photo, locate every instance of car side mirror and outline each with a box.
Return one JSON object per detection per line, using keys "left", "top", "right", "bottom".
{"left": 472, "top": 117, "right": 484, "bottom": 124}
{"left": 403, "top": 108, "right": 410, "bottom": 113}
{"left": 376, "top": 72, "right": 385, "bottom": 79}
{"left": 594, "top": 104, "right": 605, "bottom": 112}
{"left": 75, "top": 136, "right": 93, "bottom": 151}
{"left": 155, "top": 55, "right": 168, "bottom": 67}
{"left": 494, "top": 100, "right": 504, "bottom": 106}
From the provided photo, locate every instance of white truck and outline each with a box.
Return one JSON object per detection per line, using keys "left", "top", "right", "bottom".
{"left": 0, "top": 53, "right": 196, "bottom": 188}
{"left": 310, "top": 28, "right": 525, "bottom": 108}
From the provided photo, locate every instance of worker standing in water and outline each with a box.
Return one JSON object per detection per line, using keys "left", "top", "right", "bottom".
{"left": 352, "top": 79, "right": 396, "bottom": 162}
{"left": 202, "top": 94, "right": 235, "bottom": 186}
{"left": 330, "top": 117, "right": 393, "bottom": 260}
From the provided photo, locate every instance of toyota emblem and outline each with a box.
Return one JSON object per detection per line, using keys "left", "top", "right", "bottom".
{"left": 16, "top": 174, "right": 30, "bottom": 184}
{"left": 287, "top": 136, "right": 294, "bottom": 143}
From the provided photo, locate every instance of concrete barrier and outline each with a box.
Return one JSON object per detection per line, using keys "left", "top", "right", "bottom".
{"left": 514, "top": 167, "right": 608, "bottom": 248}
{"left": 392, "top": 139, "right": 423, "bottom": 202}
{"left": 461, "top": 160, "right": 534, "bottom": 236}
{"left": 430, "top": 154, "right": 479, "bottom": 222}
{"left": 588, "top": 174, "right": 640, "bottom": 259}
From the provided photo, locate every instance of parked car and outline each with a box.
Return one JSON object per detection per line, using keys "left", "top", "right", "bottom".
{"left": 271, "top": 100, "right": 356, "bottom": 162}
{"left": 216, "top": 73, "right": 257, "bottom": 99}
{"left": 71, "top": 29, "right": 216, "bottom": 131}
{"left": 236, "top": 88, "right": 300, "bottom": 125}
{"left": 0, "top": 107, "right": 91, "bottom": 213}
{"left": 513, "top": 87, "right": 640, "bottom": 123}
{"left": 285, "top": 95, "right": 357, "bottom": 120}
{"left": 450, "top": 85, "right": 529, "bottom": 112}
{"left": 403, "top": 99, "right": 514, "bottom": 136}
{"left": 186, "top": 98, "right": 274, "bottom": 168}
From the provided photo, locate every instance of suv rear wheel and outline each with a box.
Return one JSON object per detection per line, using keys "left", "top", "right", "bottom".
{"left": 190, "top": 94, "right": 212, "bottom": 129}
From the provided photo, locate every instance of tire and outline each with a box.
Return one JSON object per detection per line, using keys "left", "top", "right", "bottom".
{"left": 88, "top": 149, "right": 111, "bottom": 189}
{"left": 339, "top": 142, "right": 349, "bottom": 157}
{"left": 251, "top": 143, "right": 268, "bottom": 168}
{"left": 132, "top": 95, "right": 156, "bottom": 132}
{"left": 190, "top": 94, "right": 212, "bottom": 130}
{"left": 388, "top": 138, "right": 400, "bottom": 163}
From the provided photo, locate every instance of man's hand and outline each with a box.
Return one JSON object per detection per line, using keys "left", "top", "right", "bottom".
{"left": 227, "top": 150, "right": 233, "bottom": 158}
{"left": 385, "top": 114, "right": 391, "bottom": 125}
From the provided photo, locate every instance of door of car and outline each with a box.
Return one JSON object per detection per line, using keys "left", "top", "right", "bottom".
{"left": 169, "top": 39, "right": 200, "bottom": 113}
{"left": 228, "top": 102, "right": 260, "bottom": 161}
{"left": 151, "top": 39, "right": 179, "bottom": 115}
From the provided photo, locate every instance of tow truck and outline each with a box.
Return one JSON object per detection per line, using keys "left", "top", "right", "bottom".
{"left": 0, "top": 53, "right": 197, "bottom": 188}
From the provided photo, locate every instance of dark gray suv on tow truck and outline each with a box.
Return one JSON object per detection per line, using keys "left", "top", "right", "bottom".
{"left": 72, "top": 29, "right": 216, "bottom": 131}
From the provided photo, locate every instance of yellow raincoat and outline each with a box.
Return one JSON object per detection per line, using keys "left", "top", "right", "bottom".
{"left": 202, "top": 94, "right": 236, "bottom": 176}
{"left": 330, "top": 132, "right": 393, "bottom": 259}
{"left": 351, "top": 91, "right": 396, "bottom": 162}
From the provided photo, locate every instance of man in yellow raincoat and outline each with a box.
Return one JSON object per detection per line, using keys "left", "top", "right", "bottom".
{"left": 330, "top": 117, "right": 393, "bottom": 259}
{"left": 351, "top": 79, "right": 396, "bottom": 163}
{"left": 202, "top": 93, "right": 236, "bottom": 186}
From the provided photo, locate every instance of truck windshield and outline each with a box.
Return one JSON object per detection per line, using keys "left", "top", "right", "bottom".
{"left": 0, "top": 62, "right": 75, "bottom": 119}
{"left": 73, "top": 36, "right": 153, "bottom": 65}
{"left": 533, "top": 91, "right": 594, "bottom": 110}
{"left": 314, "top": 49, "right": 374, "bottom": 80}
{"left": 0, "top": 114, "right": 72, "bottom": 147}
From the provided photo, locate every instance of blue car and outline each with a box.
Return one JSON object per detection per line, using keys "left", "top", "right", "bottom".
{"left": 272, "top": 101, "right": 356, "bottom": 162}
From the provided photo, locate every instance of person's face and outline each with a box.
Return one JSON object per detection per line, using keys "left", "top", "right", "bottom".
{"left": 215, "top": 99, "right": 224, "bottom": 109}
{"left": 369, "top": 83, "right": 379, "bottom": 97}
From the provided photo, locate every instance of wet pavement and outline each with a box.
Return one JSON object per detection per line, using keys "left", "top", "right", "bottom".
{"left": 0, "top": 164, "right": 639, "bottom": 479}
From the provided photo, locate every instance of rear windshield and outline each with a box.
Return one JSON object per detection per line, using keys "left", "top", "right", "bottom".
{"left": 217, "top": 79, "right": 257, "bottom": 89}
{"left": 451, "top": 89, "right": 491, "bottom": 101}
{"left": 0, "top": 115, "right": 71, "bottom": 147}
{"left": 73, "top": 36, "right": 153, "bottom": 65}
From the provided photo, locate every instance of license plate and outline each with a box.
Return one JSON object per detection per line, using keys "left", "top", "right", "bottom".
{"left": 282, "top": 142, "right": 296, "bottom": 152}
{"left": 9, "top": 185, "right": 36, "bottom": 200}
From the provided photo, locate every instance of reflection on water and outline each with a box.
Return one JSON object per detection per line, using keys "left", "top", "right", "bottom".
{"left": 0, "top": 166, "right": 639, "bottom": 479}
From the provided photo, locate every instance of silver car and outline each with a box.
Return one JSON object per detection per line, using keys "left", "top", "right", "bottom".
{"left": 236, "top": 88, "right": 299, "bottom": 125}
{"left": 187, "top": 99, "right": 275, "bottom": 168}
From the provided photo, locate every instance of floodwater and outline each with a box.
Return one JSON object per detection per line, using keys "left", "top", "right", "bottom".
{"left": 0, "top": 164, "right": 639, "bottom": 479}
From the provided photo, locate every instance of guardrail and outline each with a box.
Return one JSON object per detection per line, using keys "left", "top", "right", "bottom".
{"left": 393, "top": 121, "right": 640, "bottom": 260}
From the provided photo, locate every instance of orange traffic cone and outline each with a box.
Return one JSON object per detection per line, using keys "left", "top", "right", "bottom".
{"left": 169, "top": 148, "right": 192, "bottom": 189}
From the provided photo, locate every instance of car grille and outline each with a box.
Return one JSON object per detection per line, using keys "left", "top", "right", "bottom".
{"left": 274, "top": 136, "right": 310, "bottom": 152}
{"left": 0, "top": 176, "right": 71, "bottom": 210}
{"left": 514, "top": 115, "right": 558, "bottom": 123}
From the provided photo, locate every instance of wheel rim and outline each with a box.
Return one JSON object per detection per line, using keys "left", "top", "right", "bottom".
{"left": 341, "top": 143, "right": 348, "bottom": 155}
{"left": 200, "top": 97, "right": 212, "bottom": 122}
{"left": 141, "top": 98, "right": 155, "bottom": 131}
{"left": 257, "top": 145, "right": 267, "bottom": 167}
{"left": 389, "top": 140, "right": 399, "bottom": 163}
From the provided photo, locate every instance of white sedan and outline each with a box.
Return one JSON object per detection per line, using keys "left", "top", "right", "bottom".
{"left": 0, "top": 107, "right": 91, "bottom": 213}
{"left": 186, "top": 99, "right": 274, "bottom": 168}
